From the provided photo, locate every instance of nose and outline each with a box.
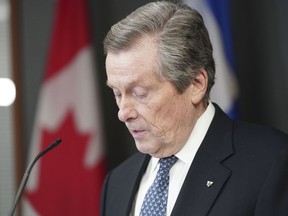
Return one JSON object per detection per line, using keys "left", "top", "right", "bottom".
{"left": 117, "top": 96, "right": 137, "bottom": 122}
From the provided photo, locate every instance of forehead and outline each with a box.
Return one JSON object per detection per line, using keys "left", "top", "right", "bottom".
{"left": 105, "top": 36, "right": 159, "bottom": 87}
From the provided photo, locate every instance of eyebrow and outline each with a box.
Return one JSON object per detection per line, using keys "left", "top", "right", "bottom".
{"left": 106, "top": 79, "right": 140, "bottom": 90}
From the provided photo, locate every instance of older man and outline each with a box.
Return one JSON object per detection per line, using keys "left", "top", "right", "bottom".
{"left": 101, "top": 1, "right": 288, "bottom": 216}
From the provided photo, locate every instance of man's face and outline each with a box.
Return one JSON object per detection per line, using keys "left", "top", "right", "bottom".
{"left": 106, "top": 37, "right": 199, "bottom": 158}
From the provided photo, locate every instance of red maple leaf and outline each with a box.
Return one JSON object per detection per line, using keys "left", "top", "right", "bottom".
{"left": 26, "top": 111, "right": 105, "bottom": 216}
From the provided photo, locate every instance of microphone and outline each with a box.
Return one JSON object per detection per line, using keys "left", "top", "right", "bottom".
{"left": 9, "top": 138, "right": 62, "bottom": 216}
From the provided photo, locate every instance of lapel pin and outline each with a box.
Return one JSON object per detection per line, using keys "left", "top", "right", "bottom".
{"left": 206, "top": 180, "right": 214, "bottom": 187}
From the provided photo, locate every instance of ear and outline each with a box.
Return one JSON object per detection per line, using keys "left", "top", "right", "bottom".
{"left": 190, "top": 68, "right": 208, "bottom": 105}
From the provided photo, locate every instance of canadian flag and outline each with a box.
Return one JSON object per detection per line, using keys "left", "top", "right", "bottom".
{"left": 23, "top": 0, "right": 105, "bottom": 215}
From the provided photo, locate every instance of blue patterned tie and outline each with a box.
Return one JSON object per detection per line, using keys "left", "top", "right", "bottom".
{"left": 140, "top": 155, "right": 178, "bottom": 216}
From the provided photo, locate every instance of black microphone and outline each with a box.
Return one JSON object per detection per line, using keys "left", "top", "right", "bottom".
{"left": 9, "top": 138, "right": 62, "bottom": 216}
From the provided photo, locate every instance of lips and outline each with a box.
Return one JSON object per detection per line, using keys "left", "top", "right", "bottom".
{"left": 129, "top": 129, "right": 146, "bottom": 138}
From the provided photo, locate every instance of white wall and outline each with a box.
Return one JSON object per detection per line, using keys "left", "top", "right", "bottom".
{"left": 0, "top": 0, "right": 16, "bottom": 214}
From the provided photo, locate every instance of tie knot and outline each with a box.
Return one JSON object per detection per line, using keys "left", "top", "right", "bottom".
{"left": 159, "top": 155, "right": 178, "bottom": 171}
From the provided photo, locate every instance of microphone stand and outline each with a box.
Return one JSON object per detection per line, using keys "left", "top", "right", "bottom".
{"left": 9, "top": 139, "right": 62, "bottom": 216}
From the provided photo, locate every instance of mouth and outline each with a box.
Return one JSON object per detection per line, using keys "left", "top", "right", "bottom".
{"left": 129, "top": 129, "right": 146, "bottom": 138}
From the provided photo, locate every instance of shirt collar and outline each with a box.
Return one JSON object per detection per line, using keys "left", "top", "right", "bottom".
{"left": 176, "top": 102, "right": 215, "bottom": 165}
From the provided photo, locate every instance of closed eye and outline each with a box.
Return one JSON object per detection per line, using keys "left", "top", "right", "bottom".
{"left": 133, "top": 91, "right": 148, "bottom": 98}
{"left": 132, "top": 87, "right": 149, "bottom": 99}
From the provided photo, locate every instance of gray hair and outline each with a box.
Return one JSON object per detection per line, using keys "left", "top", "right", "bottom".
{"left": 104, "top": 1, "right": 215, "bottom": 101}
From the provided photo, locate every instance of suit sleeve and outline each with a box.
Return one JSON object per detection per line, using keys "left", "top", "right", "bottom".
{"left": 255, "top": 147, "right": 288, "bottom": 216}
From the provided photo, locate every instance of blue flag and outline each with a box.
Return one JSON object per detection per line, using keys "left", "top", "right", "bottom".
{"left": 184, "top": 0, "right": 239, "bottom": 118}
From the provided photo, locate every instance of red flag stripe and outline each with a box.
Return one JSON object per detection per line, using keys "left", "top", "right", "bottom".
{"left": 45, "top": 0, "right": 90, "bottom": 81}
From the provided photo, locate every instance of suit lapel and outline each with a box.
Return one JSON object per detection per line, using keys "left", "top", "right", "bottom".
{"left": 171, "top": 150, "right": 231, "bottom": 216}
{"left": 120, "top": 154, "right": 150, "bottom": 215}
{"left": 171, "top": 104, "right": 234, "bottom": 216}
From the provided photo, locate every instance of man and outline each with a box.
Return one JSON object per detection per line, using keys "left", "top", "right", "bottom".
{"left": 101, "top": 1, "right": 288, "bottom": 216}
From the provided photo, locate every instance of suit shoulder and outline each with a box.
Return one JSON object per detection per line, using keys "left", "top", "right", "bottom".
{"left": 233, "top": 120, "right": 288, "bottom": 153}
{"left": 108, "top": 153, "right": 149, "bottom": 180}
{"left": 115, "top": 153, "right": 147, "bottom": 170}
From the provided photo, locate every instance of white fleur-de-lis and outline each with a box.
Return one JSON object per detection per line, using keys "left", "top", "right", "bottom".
{"left": 206, "top": 180, "right": 214, "bottom": 187}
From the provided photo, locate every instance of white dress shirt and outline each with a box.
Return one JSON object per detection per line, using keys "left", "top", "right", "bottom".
{"left": 131, "top": 102, "right": 215, "bottom": 216}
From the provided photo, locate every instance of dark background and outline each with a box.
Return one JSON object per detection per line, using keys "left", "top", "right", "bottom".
{"left": 19, "top": 0, "right": 288, "bottom": 171}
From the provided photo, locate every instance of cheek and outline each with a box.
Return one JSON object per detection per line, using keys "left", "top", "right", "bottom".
{"left": 146, "top": 100, "right": 181, "bottom": 132}
{"left": 135, "top": 102, "right": 164, "bottom": 130}
{"left": 154, "top": 95, "right": 192, "bottom": 133}
{"left": 161, "top": 102, "right": 182, "bottom": 128}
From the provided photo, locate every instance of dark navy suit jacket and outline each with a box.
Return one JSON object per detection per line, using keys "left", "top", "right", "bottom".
{"left": 101, "top": 104, "right": 288, "bottom": 216}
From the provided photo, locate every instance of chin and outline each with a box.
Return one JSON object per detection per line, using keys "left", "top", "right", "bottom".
{"left": 135, "top": 141, "right": 156, "bottom": 155}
